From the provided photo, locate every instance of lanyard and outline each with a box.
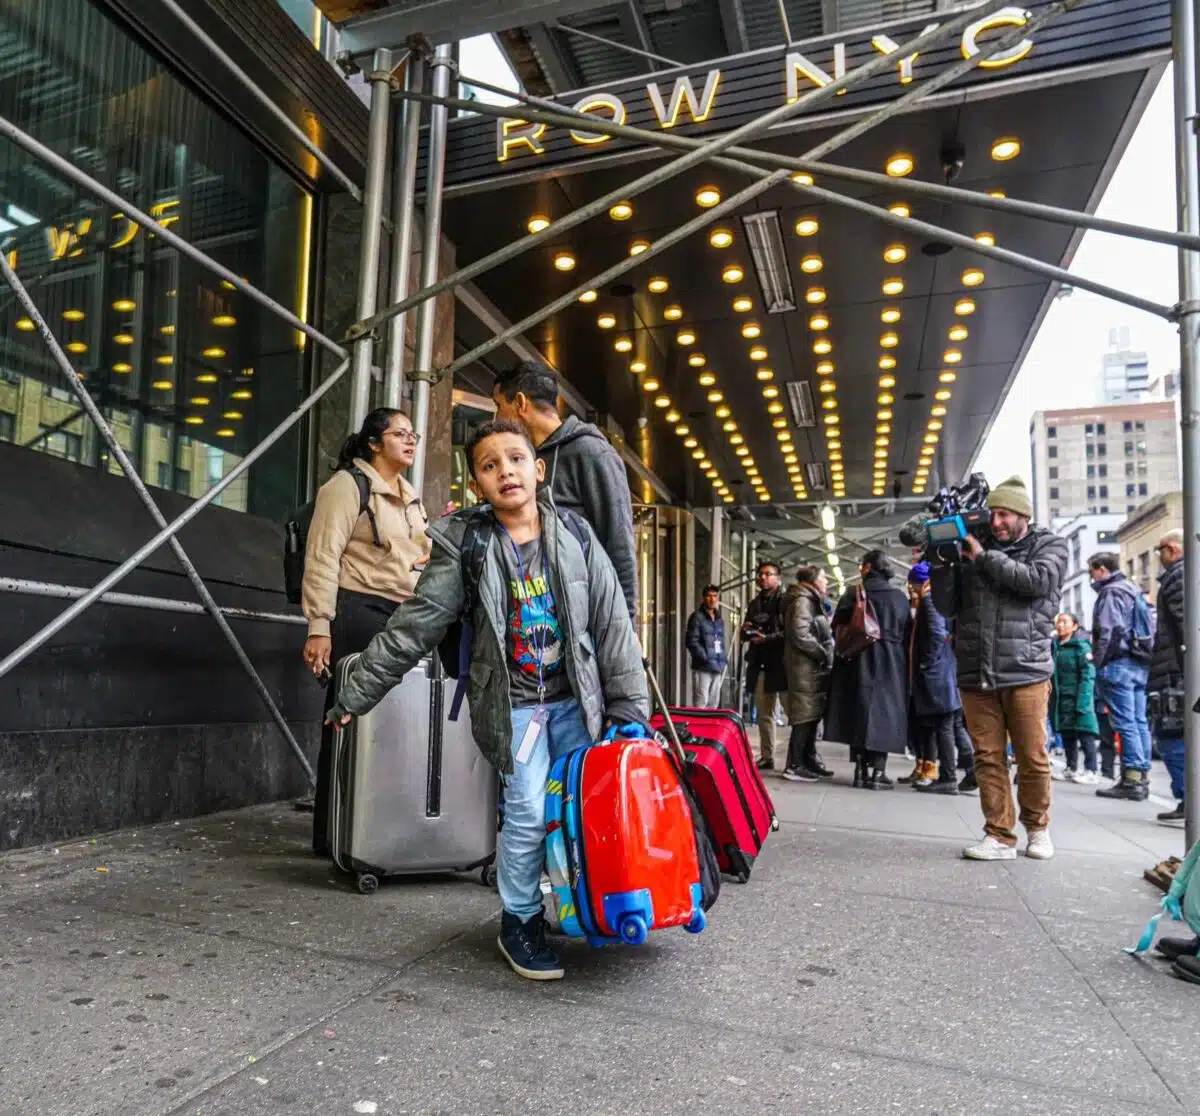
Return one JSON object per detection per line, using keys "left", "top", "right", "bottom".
{"left": 501, "top": 527, "right": 550, "bottom": 703}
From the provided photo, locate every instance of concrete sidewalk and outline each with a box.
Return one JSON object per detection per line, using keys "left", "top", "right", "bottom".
{"left": 2, "top": 745, "right": 1196, "bottom": 1116}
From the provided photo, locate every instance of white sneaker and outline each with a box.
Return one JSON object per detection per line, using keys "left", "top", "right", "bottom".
{"left": 1075, "top": 771, "right": 1098, "bottom": 786}
{"left": 1051, "top": 767, "right": 1068, "bottom": 781}
{"left": 1063, "top": 767, "right": 1079, "bottom": 783}
{"left": 963, "top": 836, "right": 1018, "bottom": 861}
{"left": 1026, "top": 830, "right": 1054, "bottom": 860}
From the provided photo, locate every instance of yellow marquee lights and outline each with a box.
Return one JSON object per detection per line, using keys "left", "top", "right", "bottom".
{"left": 196, "top": 372, "right": 218, "bottom": 384}
{"left": 949, "top": 325, "right": 969, "bottom": 342}
{"left": 676, "top": 424, "right": 690, "bottom": 436}
{"left": 879, "top": 355, "right": 896, "bottom": 371}
{"left": 756, "top": 367, "right": 774, "bottom": 381}
{"left": 749, "top": 346, "right": 768, "bottom": 362}
{"left": 63, "top": 309, "right": 86, "bottom": 322}
{"left": 931, "top": 405, "right": 947, "bottom": 417}
{"left": 715, "top": 405, "right": 731, "bottom": 418}
{"left": 883, "top": 244, "right": 907, "bottom": 264}
{"left": 886, "top": 153, "right": 914, "bottom": 177}
{"left": 815, "top": 360, "right": 834, "bottom": 376}
{"left": 794, "top": 217, "right": 819, "bottom": 237}
{"left": 699, "top": 371, "right": 717, "bottom": 386}
{"left": 684, "top": 437, "right": 699, "bottom": 448}
{"left": 767, "top": 401, "right": 784, "bottom": 415}
{"left": 695, "top": 185, "right": 721, "bottom": 207}
{"left": 732, "top": 296, "right": 753, "bottom": 313}
{"left": 719, "top": 263, "right": 746, "bottom": 284}
{"left": 598, "top": 313, "right": 616, "bottom": 329}
{"left": 800, "top": 255, "right": 823, "bottom": 274}
{"left": 962, "top": 269, "right": 985, "bottom": 287}
{"left": 630, "top": 239, "right": 650, "bottom": 256}
{"left": 762, "top": 385, "right": 780, "bottom": 398}
{"left": 579, "top": 290, "right": 598, "bottom": 303}
{"left": 212, "top": 314, "right": 237, "bottom": 327}
{"left": 882, "top": 278, "right": 904, "bottom": 296}
{"left": 939, "top": 370, "right": 958, "bottom": 383}
{"left": 709, "top": 228, "right": 734, "bottom": 248}
{"left": 527, "top": 214, "right": 550, "bottom": 233}
{"left": 688, "top": 353, "right": 706, "bottom": 367}
{"left": 111, "top": 298, "right": 136, "bottom": 313}
{"left": 742, "top": 322, "right": 762, "bottom": 340}
{"left": 554, "top": 252, "right": 577, "bottom": 271}
{"left": 648, "top": 277, "right": 669, "bottom": 293}
{"left": 664, "top": 304, "right": 683, "bottom": 320}
{"left": 677, "top": 329, "right": 697, "bottom": 346}
{"left": 631, "top": 359, "right": 647, "bottom": 374}
{"left": 643, "top": 377, "right": 661, "bottom": 392}
{"left": 609, "top": 201, "right": 634, "bottom": 221}
{"left": 66, "top": 340, "right": 87, "bottom": 354}
{"left": 881, "top": 307, "right": 901, "bottom": 324}
{"left": 878, "top": 375, "right": 896, "bottom": 389}
{"left": 655, "top": 395, "right": 671, "bottom": 409}
{"left": 818, "top": 380, "right": 836, "bottom": 393}
{"left": 112, "top": 362, "right": 132, "bottom": 374}
{"left": 944, "top": 349, "right": 963, "bottom": 364}
{"left": 955, "top": 297, "right": 976, "bottom": 316}
{"left": 935, "top": 388, "right": 953, "bottom": 401}
{"left": 975, "top": 232, "right": 996, "bottom": 247}
{"left": 707, "top": 389, "right": 724, "bottom": 403}
{"left": 809, "top": 313, "right": 829, "bottom": 331}
{"left": 805, "top": 287, "right": 826, "bottom": 304}
{"left": 813, "top": 338, "right": 832, "bottom": 356}
{"left": 991, "top": 137, "right": 1021, "bottom": 161}
{"left": 666, "top": 409, "right": 681, "bottom": 423}
{"left": 614, "top": 336, "right": 633, "bottom": 352}
{"left": 889, "top": 203, "right": 910, "bottom": 218}
{"left": 880, "top": 332, "right": 899, "bottom": 349}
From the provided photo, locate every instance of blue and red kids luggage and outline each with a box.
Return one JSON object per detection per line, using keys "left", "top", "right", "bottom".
{"left": 544, "top": 728, "right": 708, "bottom": 947}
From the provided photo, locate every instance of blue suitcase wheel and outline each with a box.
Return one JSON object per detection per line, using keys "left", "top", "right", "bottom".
{"left": 618, "top": 914, "right": 648, "bottom": 945}
{"left": 684, "top": 908, "right": 706, "bottom": 934}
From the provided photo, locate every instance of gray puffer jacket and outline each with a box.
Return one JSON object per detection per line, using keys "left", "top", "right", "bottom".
{"left": 330, "top": 499, "right": 649, "bottom": 774}
{"left": 955, "top": 526, "right": 1069, "bottom": 691}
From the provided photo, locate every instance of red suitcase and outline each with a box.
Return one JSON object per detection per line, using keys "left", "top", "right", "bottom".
{"left": 651, "top": 707, "right": 778, "bottom": 883}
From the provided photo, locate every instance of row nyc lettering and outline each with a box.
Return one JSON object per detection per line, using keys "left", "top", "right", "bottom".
{"left": 497, "top": 5, "right": 1032, "bottom": 162}
{"left": 3, "top": 199, "right": 181, "bottom": 267}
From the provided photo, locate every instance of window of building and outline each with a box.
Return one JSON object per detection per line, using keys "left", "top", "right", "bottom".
{"left": 1047, "top": 425, "right": 1057, "bottom": 438}
{"left": 1098, "top": 531, "right": 1117, "bottom": 545}
{"left": 1135, "top": 420, "right": 1145, "bottom": 432}
{"left": 1048, "top": 466, "right": 1058, "bottom": 479}
{"left": 1128, "top": 504, "right": 1136, "bottom": 513}
{"left": 1126, "top": 483, "right": 1136, "bottom": 497}
{"left": 1099, "top": 485, "right": 1108, "bottom": 498}
{"left": 1097, "top": 422, "right": 1106, "bottom": 435}
{"left": 1137, "top": 460, "right": 1148, "bottom": 477}
{"left": 1085, "top": 444, "right": 1095, "bottom": 458}
{"left": 1125, "top": 462, "right": 1135, "bottom": 477}
{"left": 1087, "top": 485, "right": 1096, "bottom": 499}
{"left": 1100, "top": 505, "right": 1110, "bottom": 514}
{"left": 1125, "top": 441, "right": 1135, "bottom": 456}
{"left": 1086, "top": 465, "right": 1095, "bottom": 478}
{"left": 1123, "top": 420, "right": 1133, "bottom": 433}
{"left": 1049, "top": 486, "right": 1059, "bottom": 499}
{"left": 1085, "top": 423, "right": 1094, "bottom": 435}
{"left": 1050, "top": 507, "right": 1060, "bottom": 518}
{"left": 1099, "top": 464, "right": 1108, "bottom": 478}
{"left": 1048, "top": 446, "right": 1058, "bottom": 459}
{"left": 1138, "top": 551, "right": 1151, "bottom": 591}
{"left": 1139, "top": 482, "right": 1148, "bottom": 496}
{"left": 1098, "top": 443, "right": 1107, "bottom": 457}
{"left": 0, "top": 411, "right": 14, "bottom": 442}
{"left": 0, "top": 0, "right": 314, "bottom": 520}
{"left": 1136, "top": 440, "right": 1147, "bottom": 454}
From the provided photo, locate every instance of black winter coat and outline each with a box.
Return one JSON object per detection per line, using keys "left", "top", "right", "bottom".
{"left": 1149, "top": 558, "right": 1185, "bottom": 695}
{"left": 743, "top": 587, "right": 787, "bottom": 693}
{"left": 910, "top": 594, "right": 962, "bottom": 718}
{"left": 825, "top": 571, "right": 911, "bottom": 755}
{"left": 685, "top": 606, "right": 727, "bottom": 674}
{"left": 955, "top": 526, "right": 1069, "bottom": 691}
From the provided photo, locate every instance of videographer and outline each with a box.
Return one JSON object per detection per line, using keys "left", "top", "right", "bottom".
{"left": 953, "top": 476, "right": 1069, "bottom": 864}
{"left": 742, "top": 561, "right": 787, "bottom": 772}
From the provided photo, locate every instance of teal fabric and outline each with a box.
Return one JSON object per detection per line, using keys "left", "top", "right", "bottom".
{"left": 1126, "top": 840, "right": 1200, "bottom": 954}
{"left": 1051, "top": 636, "right": 1100, "bottom": 735}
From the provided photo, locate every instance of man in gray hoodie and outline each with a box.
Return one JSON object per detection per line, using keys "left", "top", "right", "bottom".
{"left": 493, "top": 361, "right": 638, "bottom": 619}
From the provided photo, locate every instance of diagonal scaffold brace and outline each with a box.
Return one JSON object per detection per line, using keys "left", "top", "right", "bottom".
{"left": 0, "top": 253, "right": 317, "bottom": 786}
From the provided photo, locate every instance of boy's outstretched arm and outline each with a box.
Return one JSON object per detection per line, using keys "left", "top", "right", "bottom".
{"left": 583, "top": 526, "right": 650, "bottom": 726}
{"left": 330, "top": 536, "right": 465, "bottom": 719}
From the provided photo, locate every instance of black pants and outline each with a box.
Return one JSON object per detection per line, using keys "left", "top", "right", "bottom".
{"left": 953, "top": 710, "right": 975, "bottom": 772}
{"left": 313, "top": 589, "right": 402, "bottom": 853}
{"left": 786, "top": 720, "right": 820, "bottom": 771}
{"left": 1096, "top": 705, "right": 1117, "bottom": 779}
{"left": 1061, "top": 730, "right": 1099, "bottom": 774}
{"left": 915, "top": 712, "right": 958, "bottom": 781}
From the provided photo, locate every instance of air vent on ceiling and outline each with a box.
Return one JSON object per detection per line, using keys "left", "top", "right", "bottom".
{"left": 805, "top": 462, "right": 828, "bottom": 490}
{"left": 785, "top": 380, "right": 816, "bottom": 428}
{"left": 740, "top": 211, "right": 796, "bottom": 314}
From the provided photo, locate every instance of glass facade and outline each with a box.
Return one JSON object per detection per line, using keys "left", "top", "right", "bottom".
{"left": 0, "top": 0, "right": 314, "bottom": 520}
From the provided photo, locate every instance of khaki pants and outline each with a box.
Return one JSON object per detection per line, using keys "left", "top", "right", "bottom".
{"left": 961, "top": 682, "right": 1052, "bottom": 846}
{"left": 755, "top": 676, "right": 784, "bottom": 768}
{"left": 692, "top": 669, "right": 725, "bottom": 708}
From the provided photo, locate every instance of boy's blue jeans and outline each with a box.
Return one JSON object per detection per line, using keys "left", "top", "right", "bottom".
{"left": 1097, "top": 659, "right": 1153, "bottom": 773}
{"left": 1160, "top": 735, "right": 1185, "bottom": 801}
{"left": 498, "top": 698, "right": 593, "bottom": 921}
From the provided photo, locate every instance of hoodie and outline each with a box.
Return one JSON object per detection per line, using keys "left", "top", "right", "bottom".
{"left": 538, "top": 415, "right": 638, "bottom": 618}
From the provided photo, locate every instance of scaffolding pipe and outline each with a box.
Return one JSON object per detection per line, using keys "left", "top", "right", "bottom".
{"left": 408, "top": 44, "right": 454, "bottom": 492}
{"left": 156, "top": 0, "right": 363, "bottom": 202}
{"left": 384, "top": 53, "right": 425, "bottom": 409}
{"left": 0, "top": 577, "right": 306, "bottom": 626}
{"left": 343, "top": 1, "right": 1008, "bottom": 345}
{"left": 0, "top": 254, "right": 314, "bottom": 784}
{"left": 1172, "top": 0, "right": 1200, "bottom": 848}
{"left": 350, "top": 48, "right": 394, "bottom": 432}
{"left": 0, "top": 116, "right": 347, "bottom": 360}
{"left": 551, "top": 20, "right": 682, "bottom": 69}
{"left": 0, "top": 359, "right": 351, "bottom": 686}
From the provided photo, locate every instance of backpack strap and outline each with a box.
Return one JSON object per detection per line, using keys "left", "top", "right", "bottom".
{"left": 348, "top": 466, "right": 382, "bottom": 548}
{"left": 449, "top": 507, "right": 496, "bottom": 721}
{"left": 554, "top": 506, "right": 592, "bottom": 564}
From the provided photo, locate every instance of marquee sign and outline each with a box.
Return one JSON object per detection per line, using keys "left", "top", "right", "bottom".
{"left": 435, "top": 0, "right": 1170, "bottom": 192}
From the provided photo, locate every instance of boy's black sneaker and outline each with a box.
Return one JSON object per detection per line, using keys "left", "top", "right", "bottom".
{"left": 1156, "top": 935, "right": 1200, "bottom": 961}
{"left": 915, "top": 778, "right": 959, "bottom": 796}
{"left": 1158, "top": 803, "right": 1186, "bottom": 825}
{"left": 957, "top": 772, "right": 979, "bottom": 795}
{"left": 498, "top": 911, "right": 564, "bottom": 981}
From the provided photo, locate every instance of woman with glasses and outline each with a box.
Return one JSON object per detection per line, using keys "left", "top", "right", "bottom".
{"left": 302, "top": 407, "right": 430, "bottom": 854}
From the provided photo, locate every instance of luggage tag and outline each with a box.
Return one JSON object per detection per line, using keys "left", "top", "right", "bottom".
{"left": 516, "top": 706, "right": 549, "bottom": 765}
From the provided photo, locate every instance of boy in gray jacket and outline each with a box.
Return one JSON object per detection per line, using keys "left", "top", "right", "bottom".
{"left": 328, "top": 419, "right": 648, "bottom": 981}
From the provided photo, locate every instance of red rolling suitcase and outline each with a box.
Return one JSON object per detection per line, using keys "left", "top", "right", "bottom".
{"left": 650, "top": 706, "right": 778, "bottom": 883}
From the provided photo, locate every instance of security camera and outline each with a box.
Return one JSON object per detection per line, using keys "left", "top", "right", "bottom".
{"left": 940, "top": 141, "right": 966, "bottom": 185}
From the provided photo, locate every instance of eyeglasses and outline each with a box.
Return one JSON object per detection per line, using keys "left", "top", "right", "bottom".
{"left": 389, "top": 429, "right": 421, "bottom": 445}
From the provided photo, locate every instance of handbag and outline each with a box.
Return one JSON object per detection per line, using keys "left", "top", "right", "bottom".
{"left": 834, "top": 585, "right": 880, "bottom": 659}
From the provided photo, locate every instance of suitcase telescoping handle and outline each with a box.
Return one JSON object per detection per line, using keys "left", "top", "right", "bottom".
{"left": 643, "top": 659, "right": 687, "bottom": 767}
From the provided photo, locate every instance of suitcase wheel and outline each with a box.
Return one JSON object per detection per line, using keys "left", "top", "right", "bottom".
{"left": 684, "top": 909, "right": 706, "bottom": 935}
{"left": 735, "top": 870, "right": 749, "bottom": 885}
{"left": 617, "top": 914, "right": 648, "bottom": 946}
{"left": 481, "top": 863, "right": 498, "bottom": 888}
{"left": 356, "top": 873, "right": 379, "bottom": 896}
{"left": 770, "top": 816, "right": 780, "bottom": 832}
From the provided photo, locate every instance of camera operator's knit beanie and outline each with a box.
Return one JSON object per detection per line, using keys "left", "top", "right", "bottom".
{"left": 989, "top": 475, "right": 1033, "bottom": 519}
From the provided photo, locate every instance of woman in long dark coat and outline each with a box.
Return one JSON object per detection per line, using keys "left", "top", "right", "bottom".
{"left": 825, "top": 550, "right": 911, "bottom": 789}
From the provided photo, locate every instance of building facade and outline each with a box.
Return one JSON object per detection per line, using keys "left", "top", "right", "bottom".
{"left": 1099, "top": 329, "right": 1150, "bottom": 403}
{"left": 1117, "top": 492, "right": 1184, "bottom": 601}
{"left": 1029, "top": 402, "right": 1180, "bottom": 527}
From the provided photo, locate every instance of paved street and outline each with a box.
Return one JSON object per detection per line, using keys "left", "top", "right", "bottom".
{"left": 2, "top": 744, "right": 1197, "bottom": 1116}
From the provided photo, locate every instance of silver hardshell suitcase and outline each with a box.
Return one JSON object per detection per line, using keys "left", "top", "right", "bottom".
{"left": 330, "top": 654, "right": 498, "bottom": 894}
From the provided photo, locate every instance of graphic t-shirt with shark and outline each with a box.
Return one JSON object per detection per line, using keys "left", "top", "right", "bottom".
{"left": 500, "top": 535, "right": 571, "bottom": 708}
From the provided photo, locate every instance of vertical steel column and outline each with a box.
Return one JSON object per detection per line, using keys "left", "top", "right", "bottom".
{"left": 349, "top": 48, "right": 393, "bottom": 432}
{"left": 408, "top": 43, "right": 453, "bottom": 491}
{"left": 672, "top": 514, "right": 683, "bottom": 704}
{"left": 384, "top": 53, "right": 425, "bottom": 409}
{"left": 1172, "top": 0, "right": 1200, "bottom": 849}
{"left": 709, "top": 508, "right": 724, "bottom": 589}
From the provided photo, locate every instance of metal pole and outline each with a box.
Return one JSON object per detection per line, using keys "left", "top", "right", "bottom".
{"left": 350, "top": 48, "right": 393, "bottom": 432}
{"left": 0, "top": 115, "right": 347, "bottom": 360}
{"left": 0, "top": 358, "right": 351, "bottom": 685}
{"left": 1172, "top": 0, "right": 1200, "bottom": 849}
{"left": 156, "top": 0, "right": 363, "bottom": 201}
{"left": 408, "top": 43, "right": 454, "bottom": 492}
{"left": 0, "top": 577, "right": 305, "bottom": 626}
{"left": 384, "top": 53, "right": 426, "bottom": 409}
{"left": 0, "top": 254, "right": 315, "bottom": 785}
{"left": 345, "top": 2, "right": 1007, "bottom": 344}
{"left": 551, "top": 20, "right": 683, "bottom": 69}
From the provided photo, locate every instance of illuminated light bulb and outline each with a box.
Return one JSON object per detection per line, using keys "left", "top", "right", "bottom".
{"left": 211, "top": 314, "right": 236, "bottom": 327}
{"left": 677, "top": 329, "right": 697, "bottom": 346}
{"left": 878, "top": 375, "right": 896, "bottom": 389}
{"left": 955, "top": 298, "right": 976, "bottom": 316}
{"left": 630, "top": 240, "right": 650, "bottom": 256}
{"left": 882, "top": 278, "right": 904, "bottom": 296}
{"left": 715, "top": 405, "right": 731, "bottom": 419}
{"left": 189, "top": 396, "right": 211, "bottom": 406}
{"left": 527, "top": 215, "right": 550, "bottom": 233}
{"left": 824, "top": 414, "right": 840, "bottom": 427}
{"left": 949, "top": 325, "right": 969, "bottom": 342}
{"left": 883, "top": 244, "right": 907, "bottom": 263}
{"left": 991, "top": 137, "right": 1021, "bottom": 161}
{"left": 730, "top": 434, "right": 744, "bottom": 445}
{"left": 809, "top": 313, "right": 829, "bottom": 331}
{"left": 815, "top": 361, "right": 834, "bottom": 376}
{"left": 805, "top": 287, "right": 826, "bottom": 304}
{"left": 112, "top": 362, "right": 132, "bottom": 374}
{"left": 762, "top": 385, "right": 780, "bottom": 399}
{"left": 630, "top": 359, "right": 647, "bottom": 374}
{"left": 664, "top": 304, "right": 683, "bottom": 321}
{"left": 962, "top": 269, "right": 985, "bottom": 287}
{"left": 800, "top": 255, "right": 823, "bottom": 274}
{"left": 692, "top": 448, "right": 706, "bottom": 461}
{"left": 944, "top": 349, "right": 963, "bottom": 364}
{"left": 184, "top": 416, "right": 204, "bottom": 426}
{"left": 935, "top": 389, "right": 953, "bottom": 401}
{"left": 975, "top": 231, "right": 996, "bottom": 247}
{"left": 889, "top": 202, "right": 911, "bottom": 218}
{"left": 877, "top": 409, "right": 892, "bottom": 421}
{"left": 924, "top": 433, "right": 940, "bottom": 445}
{"left": 723, "top": 420, "right": 737, "bottom": 432}
{"left": 114, "top": 332, "right": 134, "bottom": 345}
{"left": 654, "top": 395, "right": 671, "bottom": 409}
{"left": 755, "top": 367, "right": 775, "bottom": 382}
{"left": 735, "top": 446, "right": 749, "bottom": 457}
{"left": 880, "top": 332, "right": 899, "bottom": 349}
{"left": 675, "top": 424, "right": 690, "bottom": 436}
{"left": 15, "top": 317, "right": 34, "bottom": 331}
{"left": 732, "top": 297, "right": 753, "bottom": 313}
{"left": 155, "top": 354, "right": 173, "bottom": 365}
{"left": 876, "top": 436, "right": 890, "bottom": 447}
{"left": 160, "top": 324, "right": 176, "bottom": 336}
{"left": 931, "top": 405, "right": 947, "bottom": 417}
{"left": 822, "top": 398, "right": 837, "bottom": 411}
{"left": 876, "top": 423, "right": 891, "bottom": 434}
{"left": 648, "top": 277, "right": 669, "bottom": 294}
{"left": 878, "top": 392, "right": 894, "bottom": 405}
{"left": 881, "top": 307, "right": 901, "bottom": 324}
{"left": 643, "top": 377, "right": 661, "bottom": 392}
{"left": 609, "top": 201, "right": 633, "bottom": 221}
{"left": 688, "top": 353, "right": 706, "bottom": 368}
{"left": 879, "top": 355, "right": 897, "bottom": 371}
{"left": 785, "top": 454, "right": 798, "bottom": 465}
{"left": 989, "top": 189, "right": 1007, "bottom": 199}
{"left": 151, "top": 379, "right": 173, "bottom": 390}
{"left": 614, "top": 336, "right": 633, "bottom": 353}
{"left": 196, "top": 372, "right": 218, "bottom": 384}
{"left": 709, "top": 228, "right": 733, "bottom": 248}
{"left": 695, "top": 186, "right": 721, "bottom": 207}
{"left": 818, "top": 380, "right": 836, "bottom": 393}
{"left": 66, "top": 340, "right": 87, "bottom": 353}
{"left": 793, "top": 172, "right": 814, "bottom": 186}
{"left": 666, "top": 409, "right": 681, "bottom": 423}
{"left": 223, "top": 410, "right": 243, "bottom": 420}
{"left": 795, "top": 217, "right": 819, "bottom": 236}
{"left": 684, "top": 437, "right": 699, "bottom": 449}
{"left": 231, "top": 389, "right": 253, "bottom": 400}
{"left": 707, "top": 390, "right": 724, "bottom": 403}
{"left": 203, "top": 346, "right": 226, "bottom": 359}
{"left": 63, "top": 309, "right": 85, "bottom": 322}
{"left": 111, "top": 298, "right": 136, "bottom": 313}
{"left": 939, "top": 371, "right": 958, "bottom": 383}
{"left": 553, "top": 252, "right": 577, "bottom": 272}
{"left": 699, "top": 371, "right": 717, "bottom": 387}
{"left": 886, "top": 153, "right": 914, "bottom": 177}
{"left": 767, "top": 401, "right": 784, "bottom": 415}
{"left": 722, "top": 264, "right": 745, "bottom": 284}
{"left": 813, "top": 338, "right": 831, "bottom": 355}
{"left": 828, "top": 452, "right": 842, "bottom": 463}
{"left": 742, "top": 322, "right": 761, "bottom": 339}
{"left": 579, "top": 290, "right": 598, "bottom": 303}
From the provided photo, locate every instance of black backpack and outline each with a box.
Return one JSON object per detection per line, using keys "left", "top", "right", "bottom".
{"left": 439, "top": 504, "right": 591, "bottom": 720}
{"left": 283, "top": 467, "right": 381, "bottom": 606}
